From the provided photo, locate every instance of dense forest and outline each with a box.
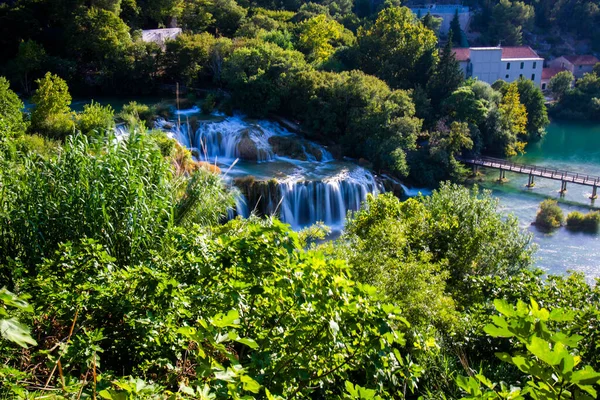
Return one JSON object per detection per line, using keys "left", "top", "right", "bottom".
{"left": 1, "top": 0, "right": 600, "bottom": 398}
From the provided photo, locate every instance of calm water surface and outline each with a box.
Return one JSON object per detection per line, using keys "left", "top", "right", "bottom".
{"left": 478, "top": 122, "right": 600, "bottom": 280}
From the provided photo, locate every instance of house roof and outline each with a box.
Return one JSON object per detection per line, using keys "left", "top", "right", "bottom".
{"left": 453, "top": 48, "right": 470, "bottom": 62}
{"left": 141, "top": 28, "right": 182, "bottom": 47}
{"left": 452, "top": 46, "right": 542, "bottom": 62}
{"left": 500, "top": 46, "right": 541, "bottom": 59}
{"left": 562, "top": 55, "right": 600, "bottom": 66}
{"left": 542, "top": 67, "right": 567, "bottom": 80}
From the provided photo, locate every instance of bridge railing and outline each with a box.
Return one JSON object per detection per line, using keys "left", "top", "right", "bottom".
{"left": 457, "top": 156, "right": 600, "bottom": 185}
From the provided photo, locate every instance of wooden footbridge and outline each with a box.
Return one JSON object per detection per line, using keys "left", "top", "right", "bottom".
{"left": 458, "top": 156, "right": 600, "bottom": 199}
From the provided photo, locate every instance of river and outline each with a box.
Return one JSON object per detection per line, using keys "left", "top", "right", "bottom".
{"left": 477, "top": 122, "right": 600, "bottom": 280}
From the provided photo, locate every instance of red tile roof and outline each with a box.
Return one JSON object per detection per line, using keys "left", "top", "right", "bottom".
{"left": 500, "top": 46, "right": 541, "bottom": 59}
{"left": 452, "top": 46, "right": 542, "bottom": 61}
{"left": 542, "top": 67, "right": 567, "bottom": 80}
{"left": 563, "top": 55, "right": 600, "bottom": 66}
{"left": 452, "top": 47, "right": 471, "bottom": 62}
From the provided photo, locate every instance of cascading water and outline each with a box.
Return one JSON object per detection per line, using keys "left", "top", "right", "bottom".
{"left": 279, "top": 168, "right": 379, "bottom": 230}
{"left": 156, "top": 111, "right": 382, "bottom": 229}
{"left": 194, "top": 116, "right": 276, "bottom": 162}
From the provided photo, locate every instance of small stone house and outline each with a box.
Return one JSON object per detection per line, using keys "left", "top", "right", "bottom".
{"left": 549, "top": 55, "right": 599, "bottom": 80}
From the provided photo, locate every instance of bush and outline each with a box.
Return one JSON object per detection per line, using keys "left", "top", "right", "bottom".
{"left": 201, "top": 93, "right": 217, "bottom": 114}
{"left": 566, "top": 210, "right": 600, "bottom": 232}
{"left": 29, "top": 72, "right": 75, "bottom": 140}
{"left": 0, "top": 76, "right": 28, "bottom": 139}
{"left": 119, "top": 101, "right": 154, "bottom": 125}
{"left": 535, "top": 199, "right": 564, "bottom": 230}
{"left": 76, "top": 101, "right": 115, "bottom": 135}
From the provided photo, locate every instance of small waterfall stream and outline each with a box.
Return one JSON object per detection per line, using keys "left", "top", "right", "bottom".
{"left": 156, "top": 112, "right": 382, "bottom": 229}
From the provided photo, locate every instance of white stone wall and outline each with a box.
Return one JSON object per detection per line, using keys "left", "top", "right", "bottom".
{"left": 501, "top": 59, "right": 543, "bottom": 87}
{"left": 469, "top": 48, "right": 502, "bottom": 84}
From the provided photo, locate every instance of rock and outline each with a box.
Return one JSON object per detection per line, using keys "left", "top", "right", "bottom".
{"left": 304, "top": 143, "right": 323, "bottom": 161}
{"left": 234, "top": 176, "right": 281, "bottom": 216}
{"left": 327, "top": 145, "right": 343, "bottom": 160}
{"left": 358, "top": 158, "right": 373, "bottom": 168}
{"left": 237, "top": 137, "right": 259, "bottom": 160}
{"left": 268, "top": 136, "right": 307, "bottom": 160}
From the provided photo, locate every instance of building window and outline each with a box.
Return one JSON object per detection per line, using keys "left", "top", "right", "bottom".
{"left": 579, "top": 65, "right": 583, "bottom": 70}
{"left": 507, "top": 63, "right": 511, "bottom": 70}
{"left": 542, "top": 83, "right": 546, "bottom": 90}
{"left": 520, "top": 74, "right": 523, "bottom": 78}
{"left": 505, "top": 74, "right": 509, "bottom": 79}
{"left": 533, "top": 61, "right": 537, "bottom": 69}
{"left": 531, "top": 74, "right": 535, "bottom": 80}
{"left": 520, "top": 62, "right": 524, "bottom": 69}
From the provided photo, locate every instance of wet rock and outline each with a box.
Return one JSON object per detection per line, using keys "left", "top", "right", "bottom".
{"left": 237, "top": 136, "right": 259, "bottom": 160}
{"left": 234, "top": 176, "right": 281, "bottom": 216}
{"left": 378, "top": 174, "right": 405, "bottom": 197}
{"left": 327, "top": 145, "right": 343, "bottom": 160}
{"left": 358, "top": 158, "right": 373, "bottom": 168}
{"left": 304, "top": 143, "right": 323, "bottom": 161}
{"left": 268, "top": 136, "right": 307, "bottom": 160}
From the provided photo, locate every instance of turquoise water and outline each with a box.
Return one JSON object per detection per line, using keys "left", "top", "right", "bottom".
{"left": 478, "top": 122, "right": 600, "bottom": 280}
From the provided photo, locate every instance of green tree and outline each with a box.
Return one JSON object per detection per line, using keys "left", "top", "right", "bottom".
{"left": 164, "top": 33, "right": 217, "bottom": 86}
{"left": 0, "top": 77, "right": 27, "bottom": 139}
{"left": 443, "top": 85, "right": 489, "bottom": 125}
{"left": 594, "top": 63, "right": 600, "bottom": 76}
{"left": 180, "top": 0, "right": 215, "bottom": 32}
{"left": 549, "top": 70, "right": 574, "bottom": 100}
{"left": 429, "top": 120, "right": 474, "bottom": 180}
{"left": 322, "top": 193, "right": 457, "bottom": 329}
{"left": 516, "top": 77, "right": 549, "bottom": 140}
{"left": 421, "top": 11, "right": 442, "bottom": 32}
{"left": 357, "top": 6, "right": 438, "bottom": 89}
{"left": 297, "top": 14, "right": 353, "bottom": 63}
{"left": 76, "top": 101, "right": 115, "bottom": 135}
{"left": 209, "top": 0, "right": 247, "bottom": 35}
{"left": 498, "top": 82, "right": 528, "bottom": 155}
{"left": 449, "top": 9, "right": 462, "bottom": 45}
{"left": 488, "top": 0, "right": 534, "bottom": 46}
{"left": 427, "top": 33, "right": 464, "bottom": 109}
{"left": 6, "top": 40, "right": 46, "bottom": 95}
{"left": 30, "top": 73, "right": 75, "bottom": 139}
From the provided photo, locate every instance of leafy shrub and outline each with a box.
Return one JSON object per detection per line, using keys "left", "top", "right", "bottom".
{"left": 119, "top": 101, "right": 154, "bottom": 125}
{"left": 0, "top": 76, "right": 28, "bottom": 139}
{"left": 201, "top": 93, "right": 217, "bottom": 114}
{"left": 12, "top": 133, "right": 60, "bottom": 158}
{"left": 457, "top": 299, "right": 600, "bottom": 399}
{"left": 29, "top": 72, "right": 75, "bottom": 140}
{"left": 566, "top": 210, "right": 600, "bottom": 232}
{"left": 0, "top": 132, "right": 233, "bottom": 278}
{"left": 535, "top": 199, "right": 564, "bottom": 230}
{"left": 76, "top": 101, "right": 115, "bottom": 135}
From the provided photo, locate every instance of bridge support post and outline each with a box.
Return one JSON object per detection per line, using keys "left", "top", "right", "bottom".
{"left": 526, "top": 174, "right": 535, "bottom": 188}
{"left": 559, "top": 180, "right": 567, "bottom": 195}
{"left": 472, "top": 165, "right": 478, "bottom": 175}
{"left": 497, "top": 169, "right": 506, "bottom": 182}
{"left": 591, "top": 185, "right": 598, "bottom": 200}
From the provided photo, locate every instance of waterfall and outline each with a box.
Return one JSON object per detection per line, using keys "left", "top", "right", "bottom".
{"left": 155, "top": 113, "right": 383, "bottom": 230}
{"left": 194, "top": 116, "right": 276, "bottom": 162}
{"left": 400, "top": 184, "right": 432, "bottom": 197}
{"left": 278, "top": 168, "right": 379, "bottom": 230}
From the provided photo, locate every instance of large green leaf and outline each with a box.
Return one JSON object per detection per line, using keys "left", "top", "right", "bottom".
{"left": 0, "top": 317, "right": 37, "bottom": 348}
